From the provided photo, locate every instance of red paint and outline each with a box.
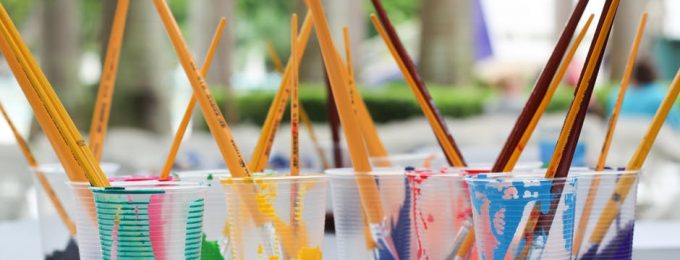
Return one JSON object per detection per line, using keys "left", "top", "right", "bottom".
{"left": 408, "top": 170, "right": 433, "bottom": 260}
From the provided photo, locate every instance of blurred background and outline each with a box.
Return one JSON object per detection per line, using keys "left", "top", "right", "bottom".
{"left": 0, "top": 0, "right": 680, "bottom": 222}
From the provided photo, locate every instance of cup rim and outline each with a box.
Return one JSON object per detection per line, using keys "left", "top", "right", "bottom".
{"left": 88, "top": 180, "right": 207, "bottom": 194}
{"left": 219, "top": 173, "right": 327, "bottom": 184}
{"left": 465, "top": 171, "right": 576, "bottom": 182}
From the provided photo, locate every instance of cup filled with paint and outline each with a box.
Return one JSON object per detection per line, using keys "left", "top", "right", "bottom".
{"left": 220, "top": 173, "right": 327, "bottom": 260}
{"left": 571, "top": 169, "right": 640, "bottom": 260}
{"left": 175, "top": 169, "right": 231, "bottom": 257}
{"left": 327, "top": 167, "right": 471, "bottom": 259}
{"left": 70, "top": 175, "right": 170, "bottom": 260}
{"left": 88, "top": 181, "right": 207, "bottom": 259}
{"left": 466, "top": 171, "right": 577, "bottom": 260}
{"left": 32, "top": 163, "right": 120, "bottom": 260}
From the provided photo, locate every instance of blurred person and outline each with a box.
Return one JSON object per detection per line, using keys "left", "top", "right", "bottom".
{"left": 606, "top": 58, "right": 680, "bottom": 130}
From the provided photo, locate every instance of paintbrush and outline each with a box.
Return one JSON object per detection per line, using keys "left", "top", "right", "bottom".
{"left": 572, "top": 13, "right": 648, "bottom": 257}
{"left": 370, "top": 0, "right": 466, "bottom": 167}
{"left": 88, "top": 0, "right": 130, "bottom": 161}
{"left": 158, "top": 18, "right": 226, "bottom": 180}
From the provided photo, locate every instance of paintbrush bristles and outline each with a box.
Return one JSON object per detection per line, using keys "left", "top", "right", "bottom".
{"left": 159, "top": 18, "right": 227, "bottom": 180}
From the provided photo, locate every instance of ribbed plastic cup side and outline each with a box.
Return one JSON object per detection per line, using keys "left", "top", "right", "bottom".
{"left": 91, "top": 184, "right": 207, "bottom": 260}
{"left": 175, "top": 170, "right": 230, "bottom": 250}
{"left": 327, "top": 168, "right": 471, "bottom": 260}
{"left": 33, "top": 168, "right": 78, "bottom": 259}
{"left": 221, "top": 174, "right": 327, "bottom": 260}
{"left": 70, "top": 182, "right": 102, "bottom": 260}
{"left": 466, "top": 174, "right": 576, "bottom": 260}
{"left": 572, "top": 170, "right": 639, "bottom": 260}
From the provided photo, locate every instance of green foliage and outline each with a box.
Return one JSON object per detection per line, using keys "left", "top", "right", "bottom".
{"left": 232, "top": 83, "right": 493, "bottom": 126}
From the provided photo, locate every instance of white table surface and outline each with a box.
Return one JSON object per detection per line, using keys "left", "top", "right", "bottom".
{"left": 1, "top": 219, "right": 678, "bottom": 259}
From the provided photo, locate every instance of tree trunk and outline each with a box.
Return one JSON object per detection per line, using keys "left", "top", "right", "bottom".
{"left": 107, "top": 0, "right": 170, "bottom": 134}
{"left": 327, "top": 0, "right": 365, "bottom": 83}
{"left": 189, "top": 0, "right": 238, "bottom": 122}
{"left": 609, "top": 1, "right": 648, "bottom": 81}
{"left": 41, "top": 0, "right": 81, "bottom": 118}
{"left": 554, "top": 0, "right": 573, "bottom": 40}
{"left": 296, "top": 0, "right": 324, "bottom": 83}
{"left": 419, "top": 0, "right": 474, "bottom": 85}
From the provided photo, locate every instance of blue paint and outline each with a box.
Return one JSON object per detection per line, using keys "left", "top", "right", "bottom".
{"left": 467, "top": 175, "right": 575, "bottom": 260}
{"left": 579, "top": 221, "right": 634, "bottom": 260}
{"left": 377, "top": 177, "right": 411, "bottom": 260}
{"left": 562, "top": 179, "right": 577, "bottom": 253}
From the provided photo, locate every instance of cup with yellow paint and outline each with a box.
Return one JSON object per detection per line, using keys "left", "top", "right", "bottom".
{"left": 220, "top": 174, "right": 327, "bottom": 260}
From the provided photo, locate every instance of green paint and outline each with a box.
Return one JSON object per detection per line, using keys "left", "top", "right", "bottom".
{"left": 200, "top": 234, "right": 224, "bottom": 260}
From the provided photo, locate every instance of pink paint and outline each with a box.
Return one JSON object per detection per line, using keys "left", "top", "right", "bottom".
{"left": 148, "top": 194, "right": 166, "bottom": 259}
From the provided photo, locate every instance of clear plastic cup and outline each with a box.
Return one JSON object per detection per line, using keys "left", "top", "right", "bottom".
{"left": 32, "top": 163, "right": 119, "bottom": 259}
{"left": 466, "top": 171, "right": 577, "bottom": 260}
{"left": 89, "top": 182, "right": 207, "bottom": 259}
{"left": 175, "top": 169, "right": 230, "bottom": 256}
{"left": 571, "top": 170, "right": 639, "bottom": 260}
{"left": 220, "top": 174, "right": 327, "bottom": 260}
{"left": 326, "top": 167, "right": 471, "bottom": 259}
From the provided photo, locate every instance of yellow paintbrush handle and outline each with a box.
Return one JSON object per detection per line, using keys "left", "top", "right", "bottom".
{"left": 159, "top": 18, "right": 227, "bottom": 180}
{"left": 88, "top": 0, "right": 130, "bottom": 162}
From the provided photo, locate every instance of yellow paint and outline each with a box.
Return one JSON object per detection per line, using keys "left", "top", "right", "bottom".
{"left": 297, "top": 246, "right": 322, "bottom": 260}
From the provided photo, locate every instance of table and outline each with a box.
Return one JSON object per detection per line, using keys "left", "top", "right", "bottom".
{"left": 2, "top": 219, "right": 678, "bottom": 259}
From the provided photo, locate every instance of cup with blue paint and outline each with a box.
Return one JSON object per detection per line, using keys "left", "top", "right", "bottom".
{"left": 466, "top": 171, "right": 577, "bottom": 260}
{"left": 89, "top": 181, "right": 207, "bottom": 259}
{"left": 571, "top": 169, "right": 640, "bottom": 260}
{"left": 327, "top": 167, "right": 470, "bottom": 260}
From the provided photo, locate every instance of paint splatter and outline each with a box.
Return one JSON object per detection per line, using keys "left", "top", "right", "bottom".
{"left": 200, "top": 234, "right": 225, "bottom": 260}
{"left": 468, "top": 175, "right": 576, "bottom": 260}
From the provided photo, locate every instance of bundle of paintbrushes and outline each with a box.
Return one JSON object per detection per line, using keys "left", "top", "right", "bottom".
{"left": 1, "top": 0, "right": 679, "bottom": 259}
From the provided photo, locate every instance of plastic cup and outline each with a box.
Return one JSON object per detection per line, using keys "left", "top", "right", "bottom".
{"left": 89, "top": 181, "right": 207, "bottom": 259}
{"left": 326, "top": 167, "right": 471, "bottom": 259}
{"left": 220, "top": 174, "right": 327, "bottom": 260}
{"left": 175, "top": 169, "right": 230, "bottom": 256}
{"left": 466, "top": 171, "right": 577, "bottom": 260}
{"left": 32, "top": 163, "right": 119, "bottom": 260}
{"left": 572, "top": 170, "right": 640, "bottom": 260}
